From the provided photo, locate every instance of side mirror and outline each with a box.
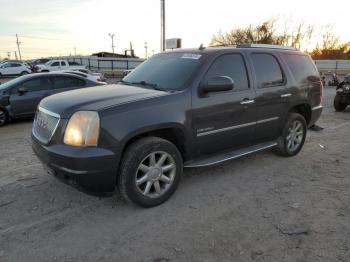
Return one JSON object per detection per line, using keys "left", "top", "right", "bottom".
{"left": 200, "top": 76, "right": 234, "bottom": 95}
{"left": 18, "top": 86, "right": 28, "bottom": 95}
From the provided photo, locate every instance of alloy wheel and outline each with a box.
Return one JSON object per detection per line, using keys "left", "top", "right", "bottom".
{"left": 135, "top": 151, "right": 176, "bottom": 198}
{"left": 286, "top": 120, "right": 304, "bottom": 152}
{"left": 0, "top": 110, "right": 6, "bottom": 126}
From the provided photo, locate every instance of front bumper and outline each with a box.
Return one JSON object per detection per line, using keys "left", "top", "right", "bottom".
{"left": 32, "top": 135, "right": 119, "bottom": 193}
{"left": 310, "top": 105, "right": 323, "bottom": 127}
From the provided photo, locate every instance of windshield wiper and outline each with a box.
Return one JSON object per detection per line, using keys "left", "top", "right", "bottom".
{"left": 131, "top": 81, "right": 165, "bottom": 91}
{"left": 119, "top": 79, "right": 133, "bottom": 85}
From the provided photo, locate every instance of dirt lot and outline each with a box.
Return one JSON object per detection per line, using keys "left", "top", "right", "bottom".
{"left": 0, "top": 87, "right": 349, "bottom": 262}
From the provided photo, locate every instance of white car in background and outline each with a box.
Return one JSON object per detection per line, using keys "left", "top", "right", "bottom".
{"left": 36, "top": 60, "right": 86, "bottom": 72}
{"left": 0, "top": 62, "right": 31, "bottom": 77}
{"left": 73, "top": 68, "right": 106, "bottom": 82}
{"left": 55, "top": 70, "right": 107, "bottom": 84}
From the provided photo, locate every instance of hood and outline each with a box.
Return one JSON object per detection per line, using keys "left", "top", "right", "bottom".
{"left": 39, "top": 84, "right": 168, "bottom": 118}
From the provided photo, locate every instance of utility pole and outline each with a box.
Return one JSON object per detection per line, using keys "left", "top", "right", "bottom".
{"left": 130, "top": 42, "right": 134, "bottom": 57}
{"left": 16, "top": 34, "right": 22, "bottom": 61}
{"left": 144, "top": 42, "right": 148, "bottom": 59}
{"left": 108, "top": 33, "right": 115, "bottom": 54}
{"left": 160, "top": 0, "right": 166, "bottom": 51}
{"left": 14, "top": 51, "right": 18, "bottom": 60}
{"left": 74, "top": 47, "right": 77, "bottom": 56}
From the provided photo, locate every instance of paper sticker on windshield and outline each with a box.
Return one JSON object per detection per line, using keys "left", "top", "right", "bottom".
{"left": 181, "top": 54, "right": 202, "bottom": 60}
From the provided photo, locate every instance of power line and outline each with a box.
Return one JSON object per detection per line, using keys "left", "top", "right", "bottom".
{"left": 0, "top": 34, "right": 71, "bottom": 41}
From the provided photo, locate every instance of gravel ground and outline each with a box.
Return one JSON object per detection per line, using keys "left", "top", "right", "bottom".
{"left": 0, "top": 86, "right": 349, "bottom": 262}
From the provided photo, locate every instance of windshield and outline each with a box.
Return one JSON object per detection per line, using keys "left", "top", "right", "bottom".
{"left": 0, "top": 76, "right": 23, "bottom": 91}
{"left": 123, "top": 52, "right": 203, "bottom": 91}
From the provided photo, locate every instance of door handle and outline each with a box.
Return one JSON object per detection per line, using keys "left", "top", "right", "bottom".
{"left": 240, "top": 99, "right": 255, "bottom": 105}
{"left": 281, "top": 93, "right": 292, "bottom": 98}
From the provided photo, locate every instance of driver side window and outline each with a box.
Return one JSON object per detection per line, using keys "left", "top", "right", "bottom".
{"left": 15, "top": 77, "right": 52, "bottom": 93}
{"left": 204, "top": 54, "right": 250, "bottom": 92}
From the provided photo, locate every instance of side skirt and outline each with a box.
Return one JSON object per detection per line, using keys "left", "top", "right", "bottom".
{"left": 184, "top": 141, "right": 277, "bottom": 168}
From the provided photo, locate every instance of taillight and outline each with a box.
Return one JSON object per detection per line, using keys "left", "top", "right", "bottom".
{"left": 319, "top": 80, "right": 323, "bottom": 103}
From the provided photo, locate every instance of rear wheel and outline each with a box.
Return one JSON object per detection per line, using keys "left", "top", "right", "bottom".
{"left": 273, "top": 113, "right": 307, "bottom": 157}
{"left": 118, "top": 137, "right": 183, "bottom": 207}
{"left": 334, "top": 94, "right": 347, "bottom": 111}
{"left": 0, "top": 108, "right": 7, "bottom": 127}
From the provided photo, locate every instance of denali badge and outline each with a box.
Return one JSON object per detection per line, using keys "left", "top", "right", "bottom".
{"left": 36, "top": 116, "right": 48, "bottom": 129}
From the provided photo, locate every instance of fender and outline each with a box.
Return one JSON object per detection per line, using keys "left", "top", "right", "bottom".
{"left": 119, "top": 122, "right": 192, "bottom": 156}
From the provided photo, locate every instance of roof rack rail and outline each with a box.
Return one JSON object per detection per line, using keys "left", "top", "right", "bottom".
{"left": 237, "top": 44, "right": 297, "bottom": 51}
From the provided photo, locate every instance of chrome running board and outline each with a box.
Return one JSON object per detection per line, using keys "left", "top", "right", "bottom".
{"left": 184, "top": 141, "right": 277, "bottom": 168}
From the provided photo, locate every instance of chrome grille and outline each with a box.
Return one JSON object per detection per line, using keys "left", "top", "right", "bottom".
{"left": 32, "top": 107, "right": 60, "bottom": 144}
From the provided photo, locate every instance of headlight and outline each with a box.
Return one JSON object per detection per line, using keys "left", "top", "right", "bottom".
{"left": 64, "top": 111, "right": 100, "bottom": 147}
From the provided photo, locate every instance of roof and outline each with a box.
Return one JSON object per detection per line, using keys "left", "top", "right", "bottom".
{"left": 166, "top": 44, "right": 301, "bottom": 55}
{"left": 92, "top": 51, "right": 138, "bottom": 58}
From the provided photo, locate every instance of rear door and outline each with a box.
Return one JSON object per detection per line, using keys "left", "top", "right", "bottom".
{"left": 248, "top": 52, "right": 289, "bottom": 143}
{"left": 9, "top": 76, "right": 53, "bottom": 117}
{"left": 192, "top": 53, "right": 256, "bottom": 156}
{"left": 60, "top": 61, "right": 68, "bottom": 69}
{"left": 52, "top": 75, "right": 87, "bottom": 94}
{"left": 12, "top": 63, "right": 25, "bottom": 75}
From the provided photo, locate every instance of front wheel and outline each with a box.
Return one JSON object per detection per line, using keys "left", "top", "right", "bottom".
{"left": 21, "top": 71, "right": 29, "bottom": 76}
{"left": 273, "top": 113, "right": 307, "bottom": 157}
{"left": 118, "top": 137, "right": 183, "bottom": 207}
{"left": 334, "top": 94, "right": 347, "bottom": 111}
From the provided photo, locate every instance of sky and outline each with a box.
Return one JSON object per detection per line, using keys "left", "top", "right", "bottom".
{"left": 0, "top": 0, "right": 349, "bottom": 59}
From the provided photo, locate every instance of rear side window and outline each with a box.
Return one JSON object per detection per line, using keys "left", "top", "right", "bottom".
{"left": 19, "top": 77, "right": 52, "bottom": 92}
{"left": 54, "top": 76, "right": 86, "bottom": 89}
{"left": 61, "top": 61, "right": 67, "bottom": 66}
{"left": 51, "top": 62, "right": 59, "bottom": 66}
{"left": 283, "top": 54, "right": 319, "bottom": 84}
{"left": 251, "top": 53, "right": 284, "bottom": 88}
{"left": 204, "top": 53, "right": 249, "bottom": 91}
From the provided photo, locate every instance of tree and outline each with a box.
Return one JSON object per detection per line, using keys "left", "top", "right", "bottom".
{"left": 210, "top": 19, "right": 314, "bottom": 50}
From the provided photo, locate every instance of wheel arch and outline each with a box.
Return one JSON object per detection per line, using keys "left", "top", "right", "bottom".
{"left": 288, "top": 103, "right": 312, "bottom": 126}
{"left": 0, "top": 105, "right": 10, "bottom": 124}
{"left": 120, "top": 124, "right": 190, "bottom": 162}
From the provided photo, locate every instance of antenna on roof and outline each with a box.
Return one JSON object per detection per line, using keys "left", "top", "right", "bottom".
{"left": 199, "top": 43, "right": 205, "bottom": 50}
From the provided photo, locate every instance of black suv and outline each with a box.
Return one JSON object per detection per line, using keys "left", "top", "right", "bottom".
{"left": 32, "top": 44, "right": 323, "bottom": 207}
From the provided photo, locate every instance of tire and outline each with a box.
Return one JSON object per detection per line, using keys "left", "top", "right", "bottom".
{"left": 118, "top": 137, "right": 183, "bottom": 207}
{"left": 334, "top": 94, "right": 347, "bottom": 112}
{"left": 273, "top": 113, "right": 307, "bottom": 157}
{"left": 0, "top": 108, "right": 7, "bottom": 127}
{"left": 21, "top": 71, "right": 29, "bottom": 76}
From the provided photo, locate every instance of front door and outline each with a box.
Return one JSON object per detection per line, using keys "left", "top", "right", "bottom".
{"left": 0, "top": 63, "right": 13, "bottom": 76}
{"left": 10, "top": 76, "right": 53, "bottom": 117}
{"left": 192, "top": 53, "right": 256, "bottom": 157}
